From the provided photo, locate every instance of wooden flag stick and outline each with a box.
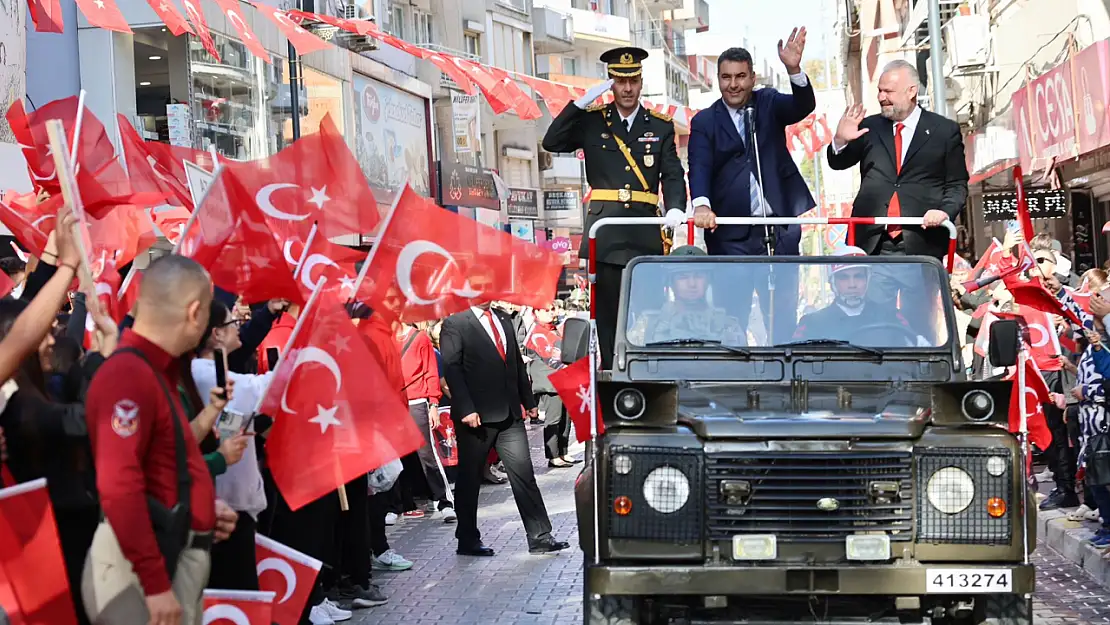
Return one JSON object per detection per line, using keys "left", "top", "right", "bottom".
{"left": 44, "top": 119, "right": 102, "bottom": 321}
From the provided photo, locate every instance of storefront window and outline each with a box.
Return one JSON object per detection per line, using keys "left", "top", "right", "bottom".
{"left": 190, "top": 33, "right": 269, "bottom": 159}
{"left": 352, "top": 73, "right": 432, "bottom": 203}
{"left": 269, "top": 59, "right": 345, "bottom": 150}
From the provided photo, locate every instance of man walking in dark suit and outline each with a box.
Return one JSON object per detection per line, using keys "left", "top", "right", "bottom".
{"left": 686, "top": 29, "right": 815, "bottom": 343}
{"left": 827, "top": 59, "right": 969, "bottom": 338}
{"left": 440, "top": 301, "right": 569, "bottom": 557}
{"left": 541, "top": 46, "right": 688, "bottom": 368}
{"left": 827, "top": 59, "right": 968, "bottom": 259}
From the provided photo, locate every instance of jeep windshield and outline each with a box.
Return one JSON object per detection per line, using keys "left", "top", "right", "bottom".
{"left": 622, "top": 257, "right": 951, "bottom": 349}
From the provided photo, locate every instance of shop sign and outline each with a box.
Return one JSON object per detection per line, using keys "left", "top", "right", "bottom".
{"left": 439, "top": 161, "right": 500, "bottom": 211}
{"left": 353, "top": 74, "right": 432, "bottom": 203}
{"left": 509, "top": 219, "right": 535, "bottom": 242}
{"left": 506, "top": 188, "right": 540, "bottom": 218}
{"left": 548, "top": 237, "right": 572, "bottom": 252}
{"left": 982, "top": 188, "right": 1068, "bottom": 222}
{"left": 1011, "top": 38, "right": 1110, "bottom": 172}
{"left": 543, "top": 190, "right": 579, "bottom": 213}
{"left": 965, "top": 113, "right": 1018, "bottom": 178}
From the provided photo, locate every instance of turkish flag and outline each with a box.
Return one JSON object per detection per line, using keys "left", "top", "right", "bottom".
{"left": 201, "top": 590, "right": 274, "bottom": 625}
{"left": 971, "top": 237, "right": 1006, "bottom": 277}
{"left": 0, "top": 479, "right": 78, "bottom": 625}
{"left": 259, "top": 296, "right": 423, "bottom": 510}
{"left": 1004, "top": 271, "right": 1084, "bottom": 328}
{"left": 484, "top": 67, "right": 543, "bottom": 120}
{"left": 181, "top": 0, "right": 221, "bottom": 61}
{"left": 525, "top": 323, "right": 561, "bottom": 360}
{"left": 27, "top": 0, "right": 63, "bottom": 33}
{"left": 117, "top": 116, "right": 197, "bottom": 209}
{"left": 227, "top": 113, "right": 380, "bottom": 240}
{"left": 285, "top": 232, "right": 364, "bottom": 301}
{"left": 549, "top": 357, "right": 603, "bottom": 443}
{"left": 212, "top": 0, "right": 270, "bottom": 61}
{"left": 1005, "top": 351, "right": 1053, "bottom": 451}
{"left": 0, "top": 566, "right": 26, "bottom": 625}
{"left": 0, "top": 196, "right": 55, "bottom": 258}
{"left": 254, "top": 535, "right": 322, "bottom": 625}
{"left": 143, "top": 0, "right": 192, "bottom": 35}
{"left": 516, "top": 75, "right": 576, "bottom": 117}
{"left": 73, "top": 0, "right": 131, "bottom": 32}
{"left": 1016, "top": 309, "right": 1062, "bottom": 371}
{"left": 1013, "top": 166, "right": 1035, "bottom": 243}
{"left": 177, "top": 171, "right": 304, "bottom": 305}
{"left": 253, "top": 5, "right": 331, "bottom": 56}
{"left": 7, "top": 98, "right": 114, "bottom": 198}
{"left": 361, "top": 185, "right": 563, "bottom": 323}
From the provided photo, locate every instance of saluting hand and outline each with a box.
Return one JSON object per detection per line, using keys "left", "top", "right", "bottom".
{"left": 834, "top": 104, "right": 869, "bottom": 146}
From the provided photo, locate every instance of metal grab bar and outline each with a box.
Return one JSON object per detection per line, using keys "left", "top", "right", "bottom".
{"left": 585, "top": 216, "right": 958, "bottom": 318}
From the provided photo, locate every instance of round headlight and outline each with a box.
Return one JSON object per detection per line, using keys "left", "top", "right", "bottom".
{"left": 613, "top": 388, "right": 646, "bottom": 420}
{"left": 961, "top": 390, "right": 995, "bottom": 421}
{"left": 613, "top": 454, "right": 633, "bottom": 475}
{"left": 926, "top": 467, "right": 976, "bottom": 514}
{"left": 642, "top": 466, "right": 690, "bottom": 514}
{"left": 986, "top": 456, "right": 1008, "bottom": 477}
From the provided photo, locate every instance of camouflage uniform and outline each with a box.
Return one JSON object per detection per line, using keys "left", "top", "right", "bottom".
{"left": 628, "top": 301, "right": 745, "bottom": 345}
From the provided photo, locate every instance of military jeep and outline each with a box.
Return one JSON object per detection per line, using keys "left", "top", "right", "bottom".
{"left": 565, "top": 254, "right": 1034, "bottom": 624}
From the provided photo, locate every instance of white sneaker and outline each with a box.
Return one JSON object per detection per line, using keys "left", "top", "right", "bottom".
{"left": 1068, "top": 504, "right": 1095, "bottom": 521}
{"left": 372, "top": 548, "right": 414, "bottom": 571}
{"left": 318, "top": 598, "right": 352, "bottom": 622}
{"left": 309, "top": 604, "right": 336, "bottom": 625}
{"left": 384, "top": 512, "right": 398, "bottom": 526}
{"left": 1035, "top": 468, "right": 1054, "bottom": 482}
{"left": 441, "top": 506, "right": 457, "bottom": 523}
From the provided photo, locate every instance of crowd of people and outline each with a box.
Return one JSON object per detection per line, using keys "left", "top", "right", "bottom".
{"left": 950, "top": 230, "right": 1110, "bottom": 547}
{"left": 0, "top": 203, "right": 591, "bottom": 625}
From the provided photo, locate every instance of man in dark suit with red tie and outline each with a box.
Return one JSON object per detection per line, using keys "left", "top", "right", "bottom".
{"left": 440, "top": 298, "right": 569, "bottom": 557}
{"left": 827, "top": 60, "right": 969, "bottom": 337}
{"left": 827, "top": 59, "right": 968, "bottom": 260}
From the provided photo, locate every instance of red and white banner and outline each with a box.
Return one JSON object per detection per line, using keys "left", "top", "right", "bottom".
{"left": 255, "top": 535, "right": 322, "bottom": 625}
{"left": 202, "top": 590, "right": 275, "bottom": 625}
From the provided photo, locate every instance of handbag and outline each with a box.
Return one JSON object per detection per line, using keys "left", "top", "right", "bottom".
{"left": 433, "top": 406, "right": 458, "bottom": 467}
{"left": 110, "top": 348, "right": 193, "bottom": 577}
{"left": 1086, "top": 428, "right": 1110, "bottom": 487}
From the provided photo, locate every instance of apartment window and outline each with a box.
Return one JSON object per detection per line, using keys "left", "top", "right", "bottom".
{"left": 492, "top": 23, "right": 533, "bottom": 74}
{"left": 563, "top": 56, "right": 578, "bottom": 76}
{"left": 413, "top": 10, "right": 433, "bottom": 44}
{"left": 388, "top": 5, "right": 405, "bottom": 38}
{"left": 596, "top": 62, "right": 607, "bottom": 79}
{"left": 465, "top": 33, "right": 481, "bottom": 58}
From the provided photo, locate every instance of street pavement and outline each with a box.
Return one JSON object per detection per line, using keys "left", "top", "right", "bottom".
{"left": 350, "top": 426, "right": 1110, "bottom": 624}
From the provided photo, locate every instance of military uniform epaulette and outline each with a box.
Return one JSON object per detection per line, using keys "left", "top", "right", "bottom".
{"left": 586, "top": 103, "right": 607, "bottom": 113}
{"left": 648, "top": 109, "right": 672, "bottom": 122}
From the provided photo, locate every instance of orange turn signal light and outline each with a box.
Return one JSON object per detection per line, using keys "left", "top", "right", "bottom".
{"left": 986, "top": 497, "right": 1007, "bottom": 518}
{"left": 614, "top": 495, "right": 633, "bottom": 516}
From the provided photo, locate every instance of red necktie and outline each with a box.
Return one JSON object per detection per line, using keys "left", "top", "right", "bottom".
{"left": 888, "top": 122, "right": 905, "bottom": 237}
{"left": 485, "top": 309, "right": 506, "bottom": 361}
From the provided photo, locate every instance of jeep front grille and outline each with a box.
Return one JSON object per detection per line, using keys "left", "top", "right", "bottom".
{"left": 916, "top": 447, "right": 1013, "bottom": 545}
{"left": 705, "top": 451, "right": 914, "bottom": 543}
{"left": 608, "top": 446, "right": 704, "bottom": 543}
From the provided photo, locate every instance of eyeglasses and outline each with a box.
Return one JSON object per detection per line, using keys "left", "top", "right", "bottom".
{"left": 217, "top": 318, "right": 242, "bottom": 329}
{"left": 1036, "top": 256, "right": 1054, "bottom": 265}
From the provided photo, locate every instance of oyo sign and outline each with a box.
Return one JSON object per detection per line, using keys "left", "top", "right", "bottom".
{"left": 549, "top": 237, "right": 572, "bottom": 252}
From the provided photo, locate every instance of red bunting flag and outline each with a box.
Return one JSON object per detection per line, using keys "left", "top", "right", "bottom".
{"left": 253, "top": 4, "right": 331, "bottom": 56}
{"left": 212, "top": 0, "right": 270, "bottom": 61}
{"left": 73, "top": 0, "right": 131, "bottom": 32}
{"left": 27, "top": 0, "right": 64, "bottom": 33}
{"left": 549, "top": 357, "right": 603, "bottom": 443}
{"left": 143, "top": 0, "right": 193, "bottom": 35}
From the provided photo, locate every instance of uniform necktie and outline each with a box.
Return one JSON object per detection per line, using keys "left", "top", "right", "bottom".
{"left": 485, "top": 309, "right": 506, "bottom": 360}
{"left": 888, "top": 122, "right": 905, "bottom": 237}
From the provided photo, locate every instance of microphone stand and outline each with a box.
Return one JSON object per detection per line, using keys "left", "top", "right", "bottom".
{"left": 748, "top": 106, "right": 776, "bottom": 342}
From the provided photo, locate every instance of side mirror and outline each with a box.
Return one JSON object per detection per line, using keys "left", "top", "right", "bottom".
{"left": 561, "top": 317, "right": 590, "bottom": 364}
{"left": 988, "top": 319, "right": 1020, "bottom": 368}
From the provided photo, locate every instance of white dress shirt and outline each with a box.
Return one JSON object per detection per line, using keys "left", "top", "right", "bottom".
{"left": 831, "top": 103, "right": 922, "bottom": 163}
{"left": 618, "top": 105, "right": 640, "bottom": 132}
{"left": 471, "top": 306, "right": 507, "bottom": 354}
{"left": 692, "top": 72, "right": 810, "bottom": 214}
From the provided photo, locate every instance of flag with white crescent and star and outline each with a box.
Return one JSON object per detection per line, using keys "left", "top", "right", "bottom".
{"left": 254, "top": 535, "right": 322, "bottom": 625}
{"left": 548, "top": 357, "right": 604, "bottom": 443}
{"left": 259, "top": 294, "right": 424, "bottom": 511}
{"left": 359, "top": 184, "right": 563, "bottom": 323}
{"left": 201, "top": 590, "right": 274, "bottom": 625}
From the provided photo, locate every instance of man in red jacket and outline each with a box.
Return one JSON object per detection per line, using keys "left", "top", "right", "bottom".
{"left": 395, "top": 323, "right": 456, "bottom": 523}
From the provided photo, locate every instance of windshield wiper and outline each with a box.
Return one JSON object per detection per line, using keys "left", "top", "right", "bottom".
{"left": 644, "top": 338, "right": 751, "bottom": 357}
{"left": 775, "top": 338, "right": 884, "bottom": 359}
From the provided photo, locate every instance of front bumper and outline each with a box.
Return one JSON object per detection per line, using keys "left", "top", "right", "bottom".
{"left": 586, "top": 563, "right": 1035, "bottom": 596}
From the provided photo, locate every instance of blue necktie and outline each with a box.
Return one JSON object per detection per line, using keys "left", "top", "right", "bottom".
{"left": 737, "top": 112, "right": 766, "bottom": 217}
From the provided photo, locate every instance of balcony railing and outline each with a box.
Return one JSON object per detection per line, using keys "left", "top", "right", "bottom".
{"left": 633, "top": 19, "right": 686, "bottom": 57}
{"left": 414, "top": 43, "right": 481, "bottom": 91}
{"left": 542, "top": 8, "right": 574, "bottom": 43}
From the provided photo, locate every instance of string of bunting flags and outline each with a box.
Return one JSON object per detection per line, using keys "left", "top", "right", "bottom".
{"left": 26, "top": 0, "right": 834, "bottom": 142}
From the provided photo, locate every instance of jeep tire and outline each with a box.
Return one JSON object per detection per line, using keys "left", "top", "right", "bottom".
{"left": 975, "top": 594, "right": 1033, "bottom": 624}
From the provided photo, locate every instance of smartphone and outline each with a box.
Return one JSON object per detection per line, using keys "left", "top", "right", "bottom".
{"left": 266, "top": 347, "right": 280, "bottom": 371}
{"left": 214, "top": 349, "right": 227, "bottom": 400}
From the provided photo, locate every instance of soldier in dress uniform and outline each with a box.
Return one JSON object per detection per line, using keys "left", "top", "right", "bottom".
{"left": 627, "top": 246, "right": 745, "bottom": 346}
{"left": 541, "top": 46, "right": 688, "bottom": 368}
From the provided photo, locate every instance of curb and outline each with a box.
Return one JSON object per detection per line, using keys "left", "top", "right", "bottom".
{"left": 1037, "top": 497, "right": 1110, "bottom": 587}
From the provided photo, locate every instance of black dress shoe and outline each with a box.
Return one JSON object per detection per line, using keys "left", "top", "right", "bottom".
{"left": 1040, "top": 489, "right": 1080, "bottom": 510}
{"left": 529, "top": 538, "right": 571, "bottom": 554}
{"left": 457, "top": 543, "right": 496, "bottom": 557}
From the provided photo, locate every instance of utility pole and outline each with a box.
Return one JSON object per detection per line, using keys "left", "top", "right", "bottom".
{"left": 289, "top": 40, "right": 302, "bottom": 141}
{"left": 927, "top": 0, "right": 947, "bottom": 117}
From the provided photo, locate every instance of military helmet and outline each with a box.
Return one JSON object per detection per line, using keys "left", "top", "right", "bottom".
{"left": 668, "top": 245, "right": 706, "bottom": 257}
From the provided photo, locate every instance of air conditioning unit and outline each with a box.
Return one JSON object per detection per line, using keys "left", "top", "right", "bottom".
{"left": 538, "top": 151, "right": 553, "bottom": 171}
{"left": 944, "top": 14, "right": 990, "bottom": 70}
{"left": 336, "top": 4, "right": 378, "bottom": 52}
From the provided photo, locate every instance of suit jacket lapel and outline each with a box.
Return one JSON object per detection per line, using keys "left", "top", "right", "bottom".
{"left": 609, "top": 103, "right": 631, "bottom": 141}
{"left": 468, "top": 311, "right": 506, "bottom": 364}
{"left": 628, "top": 105, "right": 649, "bottom": 139}
{"left": 875, "top": 117, "right": 898, "bottom": 171}
{"left": 901, "top": 111, "right": 934, "bottom": 168}
{"left": 715, "top": 99, "right": 742, "bottom": 144}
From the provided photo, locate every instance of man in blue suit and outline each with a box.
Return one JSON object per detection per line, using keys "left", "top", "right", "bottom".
{"left": 687, "top": 29, "right": 816, "bottom": 343}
